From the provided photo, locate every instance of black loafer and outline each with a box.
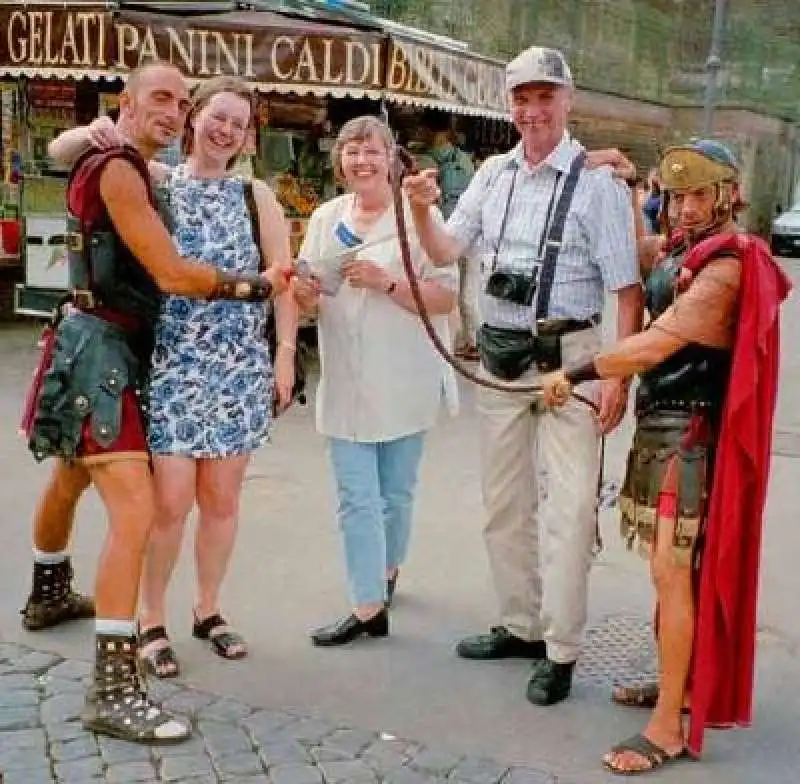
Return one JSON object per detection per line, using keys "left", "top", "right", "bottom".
{"left": 310, "top": 610, "right": 389, "bottom": 647}
{"left": 526, "top": 659, "right": 575, "bottom": 706}
{"left": 456, "top": 626, "right": 546, "bottom": 660}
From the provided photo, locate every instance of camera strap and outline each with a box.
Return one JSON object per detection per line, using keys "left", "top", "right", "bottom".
{"left": 489, "top": 165, "right": 520, "bottom": 271}
{"left": 534, "top": 152, "right": 586, "bottom": 320}
{"left": 489, "top": 162, "right": 563, "bottom": 282}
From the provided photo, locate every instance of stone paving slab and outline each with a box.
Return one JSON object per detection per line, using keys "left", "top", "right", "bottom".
{"left": 0, "top": 642, "right": 557, "bottom": 784}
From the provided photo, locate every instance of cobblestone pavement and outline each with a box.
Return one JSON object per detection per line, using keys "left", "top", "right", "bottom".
{"left": 0, "top": 642, "right": 555, "bottom": 784}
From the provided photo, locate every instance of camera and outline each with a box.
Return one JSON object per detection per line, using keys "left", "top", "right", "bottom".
{"left": 485, "top": 269, "right": 538, "bottom": 307}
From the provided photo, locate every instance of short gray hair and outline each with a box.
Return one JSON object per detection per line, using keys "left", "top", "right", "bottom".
{"left": 331, "top": 115, "right": 394, "bottom": 183}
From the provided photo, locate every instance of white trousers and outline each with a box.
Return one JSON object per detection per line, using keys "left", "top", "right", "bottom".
{"left": 478, "top": 326, "right": 602, "bottom": 663}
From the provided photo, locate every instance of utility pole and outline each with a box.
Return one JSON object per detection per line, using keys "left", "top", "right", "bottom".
{"left": 702, "top": 0, "right": 728, "bottom": 136}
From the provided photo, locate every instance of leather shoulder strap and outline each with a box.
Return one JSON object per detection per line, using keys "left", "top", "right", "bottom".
{"left": 242, "top": 180, "right": 265, "bottom": 272}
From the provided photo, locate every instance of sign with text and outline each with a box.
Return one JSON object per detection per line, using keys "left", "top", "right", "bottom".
{"left": 385, "top": 37, "right": 508, "bottom": 115}
{"left": 0, "top": 7, "right": 384, "bottom": 92}
{"left": 0, "top": 6, "right": 509, "bottom": 116}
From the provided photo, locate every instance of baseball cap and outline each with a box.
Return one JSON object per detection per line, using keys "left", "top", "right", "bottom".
{"left": 506, "top": 47, "right": 573, "bottom": 92}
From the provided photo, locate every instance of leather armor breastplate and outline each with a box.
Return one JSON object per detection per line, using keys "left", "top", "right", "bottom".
{"left": 636, "top": 247, "right": 730, "bottom": 415}
{"left": 67, "top": 148, "right": 164, "bottom": 323}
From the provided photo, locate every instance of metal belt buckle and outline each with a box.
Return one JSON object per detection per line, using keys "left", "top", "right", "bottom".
{"left": 72, "top": 289, "right": 96, "bottom": 309}
{"left": 66, "top": 232, "right": 84, "bottom": 253}
{"left": 535, "top": 318, "right": 563, "bottom": 336}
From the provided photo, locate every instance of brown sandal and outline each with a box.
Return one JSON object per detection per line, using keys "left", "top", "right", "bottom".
{"left": 138, "top": 626, "right": 181, "bottom": 679}
{"left": 603, "top": 733, "right": 689, "bottom": 776}
{"left": 611, "top": 682, "right": 660, "bottom": 708}
{"left": 611, "top": 682, "right": 690, "bottom": 714}
{"left": 192, "top": 613, "right": 247, "bottom": 660}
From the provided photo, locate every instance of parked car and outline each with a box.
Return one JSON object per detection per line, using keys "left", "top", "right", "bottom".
{"left": 771, "top": 202, "right": 800, "bottom": 258}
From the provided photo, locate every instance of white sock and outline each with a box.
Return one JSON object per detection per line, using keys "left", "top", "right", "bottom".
{"left": 95, "top": 619, "right": 137, "bottom": 637}
{"left": 33, "top": 548, "right": 68, "bottom": 565}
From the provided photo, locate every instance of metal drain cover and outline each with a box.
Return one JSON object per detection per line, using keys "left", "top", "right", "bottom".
{"left": 576, "top": 613, "right": 657, "bottom": 687}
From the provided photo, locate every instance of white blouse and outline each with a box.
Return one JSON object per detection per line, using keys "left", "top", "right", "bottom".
{"left": 299, "top": 192, "right": 459, "bottom": 443}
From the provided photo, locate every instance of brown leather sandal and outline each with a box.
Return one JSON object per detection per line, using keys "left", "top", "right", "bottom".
{"left": 192, "top": 613, "right": 247, "bottom": 660}
{"left": 138, "top": 625, "right": 181, "bottom": 679}
{"left": 611, "top": 682, "right": 660, "bottom": 708}
{"left": 611, "top": 683, "right": 690, "bottom": 714}
{"left": 602, "top": 733, "right": 690, "bottom": 776}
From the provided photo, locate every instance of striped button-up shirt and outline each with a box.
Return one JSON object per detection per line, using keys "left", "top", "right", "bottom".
{"left": 447, "top": 135, "right": 638, "bottom": 330}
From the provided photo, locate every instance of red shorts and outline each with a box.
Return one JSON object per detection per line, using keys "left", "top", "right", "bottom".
{"left": 77, "top": 387, "right": 149, "bottom": 464}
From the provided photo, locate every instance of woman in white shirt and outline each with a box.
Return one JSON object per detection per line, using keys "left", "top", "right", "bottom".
{"left": 296, "top": 115, "right": 458, "bottom": 646}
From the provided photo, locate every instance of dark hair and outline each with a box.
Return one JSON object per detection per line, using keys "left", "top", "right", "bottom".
{"left": 125, "top": 61, "right": 183, "bottom": 97}
{"left": 181, "top": 76, "right": 256, "bottom": 168}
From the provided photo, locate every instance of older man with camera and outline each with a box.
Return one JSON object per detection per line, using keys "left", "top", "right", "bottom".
{"left": 404, "top": 46, "right": 642, "bottom": 706}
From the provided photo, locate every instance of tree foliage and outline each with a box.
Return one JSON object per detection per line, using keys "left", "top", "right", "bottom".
{"left": 373, "top": 0, "right": 800, "bottom": 120}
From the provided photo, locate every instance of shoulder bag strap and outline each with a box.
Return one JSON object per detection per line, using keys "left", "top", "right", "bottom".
{"left": 242, "top": 180, "right": 265, "bottom": 272}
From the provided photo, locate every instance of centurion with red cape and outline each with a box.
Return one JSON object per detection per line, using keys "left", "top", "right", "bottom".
{"left": 654, "top": 142, "right": 792, "bottom": 755}
{"left": 540, "top": 139, "right": 791, "bottom": 773}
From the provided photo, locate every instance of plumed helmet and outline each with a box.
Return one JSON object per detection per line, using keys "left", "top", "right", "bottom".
{"left": 659, "top": 139, "right": 740, "bottom": 191}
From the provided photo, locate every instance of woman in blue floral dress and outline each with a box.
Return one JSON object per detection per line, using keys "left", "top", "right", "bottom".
{"left": 68, "top": 77, "right": 298, "bottom": 676}
{"left": 147, "top": 167, "right": 274, "bottom": 458}
{"left": 138, "top": 78, "right": 297, "bottom": 675}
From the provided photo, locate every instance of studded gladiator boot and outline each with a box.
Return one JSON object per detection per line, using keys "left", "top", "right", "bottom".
{"left": 21, "top": 558, "right": 95, "bottom": 631}
{"left": 82, "top": 633, "right": 191, "bottom": 744}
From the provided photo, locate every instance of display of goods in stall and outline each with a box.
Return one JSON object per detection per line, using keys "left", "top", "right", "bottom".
{"left": 0, "top": 218, "right": 20, "bottom": 256}
{"left": 274, "top": 172, "right": 320, "bottom": 217}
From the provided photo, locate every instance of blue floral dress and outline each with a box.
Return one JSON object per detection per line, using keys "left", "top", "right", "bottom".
{"left": 147, "top": 166, "right": 273, "bottom": 457}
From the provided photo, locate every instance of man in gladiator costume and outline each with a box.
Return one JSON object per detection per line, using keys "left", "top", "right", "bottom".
{"left": 542, "top": 139, "right": 790, "bottom": 774}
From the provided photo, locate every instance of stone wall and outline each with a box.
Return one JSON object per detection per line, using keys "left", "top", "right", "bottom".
{"left": 567, "top": 89, "right": 799, "bottom": 236}
{"left": 373, "top": 0, "right": 800, "bottom": 122}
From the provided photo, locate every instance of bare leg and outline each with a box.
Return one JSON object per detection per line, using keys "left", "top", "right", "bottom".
{"left": 90, "top": 459, "right": 156, "bottom": 620}
{"left": 33, "top": 459, "right": 90, "bottom": 552}
{"left": 140, "top": 456, "right": 196, "bottom": 630}
{"left": 83, "top": 458, "right": 190, "bottom": 744}
{"left": 194, "top": 455, "right": 249, "bottom": 655}
{"left": 138, "top": 456, "right": 196, "bottom": 675}
{"left": 604, "top": 510, "right": 691, "bottom": 773}
{"left": 22, "top": 459, "right": 94, "bottom": 631}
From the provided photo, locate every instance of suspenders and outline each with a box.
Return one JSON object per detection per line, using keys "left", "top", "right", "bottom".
{"left": 534, "top": 152, "right": 586, "bottom": 321}
{"left": 489, "top": 152, "right": 587, "bottom": 322}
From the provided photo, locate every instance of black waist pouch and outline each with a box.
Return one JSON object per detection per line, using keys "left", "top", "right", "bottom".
{"left": 477, "top": 324, "right": 563, "bottom": 380}
{"left": 478, "top": 324, "right": 537, "bottom": 380}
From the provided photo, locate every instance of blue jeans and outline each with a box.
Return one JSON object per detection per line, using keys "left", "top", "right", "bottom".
{"left": 328, "top": 433, "right": 426, "bottom": 607}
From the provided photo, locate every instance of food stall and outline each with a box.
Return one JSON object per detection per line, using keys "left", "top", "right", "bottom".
{"left": 0, "top": 0, "right": 510, "bottom": 318}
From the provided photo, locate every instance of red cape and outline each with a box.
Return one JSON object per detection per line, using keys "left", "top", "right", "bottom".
{"left": 681, "top": 232, "right": 791, "bottom": 755}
